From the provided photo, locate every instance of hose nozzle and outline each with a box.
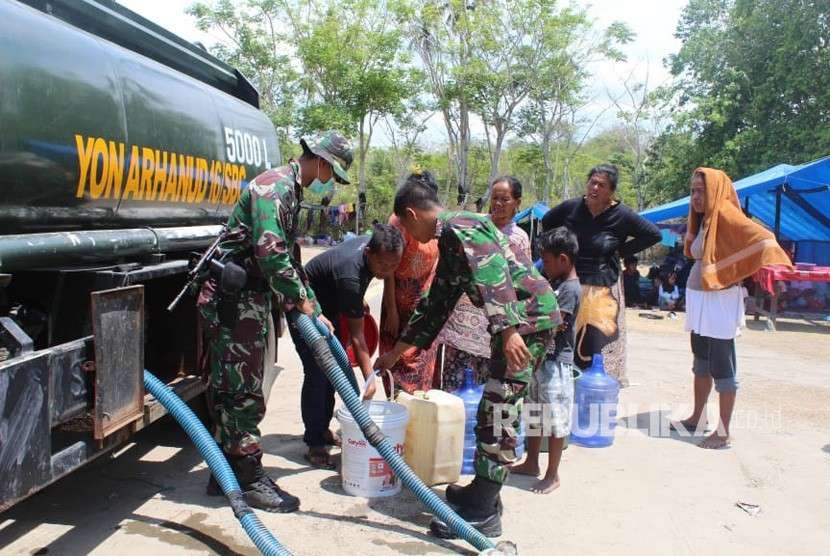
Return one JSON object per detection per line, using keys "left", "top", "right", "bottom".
{"left": 479, "top": 541, "right": 518, "bottom": 555}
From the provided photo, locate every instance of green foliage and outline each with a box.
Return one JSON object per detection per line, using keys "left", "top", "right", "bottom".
{"left": 188, "top": 0, "right": 830, "bottom": 226}
{"left": 291, "top": 0, "right": 414, "bottom": 136}
{"left": 516, "top": 5, "right": 633, "bottom": 204}
{"left": 646, "top": 0, "right": 830, "bottom": 202}
{"left": 188, "top": 0, "right": 298, "bottom": 138}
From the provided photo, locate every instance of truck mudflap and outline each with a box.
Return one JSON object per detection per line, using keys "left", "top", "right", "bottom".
{"left": 91, "top": 285, "right": 145, "bottom": 440}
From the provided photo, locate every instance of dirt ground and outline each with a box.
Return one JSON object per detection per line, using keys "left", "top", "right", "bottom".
{"left": 1, "top": 262, "right": 828, "bottom": 555}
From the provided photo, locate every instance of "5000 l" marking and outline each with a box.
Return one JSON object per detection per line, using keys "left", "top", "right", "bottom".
{"left": 224, "top": 127, "right": 272, "bottom": 169}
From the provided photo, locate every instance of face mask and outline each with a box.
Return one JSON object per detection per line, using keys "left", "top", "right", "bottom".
{"left": 309, "top": 159, "right": 335, "bottom": 197}
{"left": 309, "top": 177, "right": 334, "bottom": 197}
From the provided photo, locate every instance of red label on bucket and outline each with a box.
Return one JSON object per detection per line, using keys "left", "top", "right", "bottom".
{"left": 368, "top": 443, "right": 404, "bottom": 479}
{"left": 369, "top": 457, "right": 388, "bottom": 477}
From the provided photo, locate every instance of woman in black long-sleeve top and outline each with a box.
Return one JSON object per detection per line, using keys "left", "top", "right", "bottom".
{"left": 542, "top": 164, "right": 660, "bottom": 385}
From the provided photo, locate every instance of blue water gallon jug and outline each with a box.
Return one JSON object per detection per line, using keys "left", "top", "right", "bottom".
{"left": 516, "top": 409, "right": 526, "bottom": 459}
{"left": 454, "top": 368, "right": 484, "bottom": 474}
{"left": 570, "top": 354, "right": 619, "bottom": 448}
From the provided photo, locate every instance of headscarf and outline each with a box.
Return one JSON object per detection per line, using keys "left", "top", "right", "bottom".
{"left": 684, "top": 167, "right": 791, "bottom": 290}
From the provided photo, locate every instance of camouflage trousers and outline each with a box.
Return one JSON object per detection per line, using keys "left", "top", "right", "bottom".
{"left": 199, "top": 281, "right": 271, "bottom": 456}
{"left": 474, "top": 330, "right": 553, "bottom": 484}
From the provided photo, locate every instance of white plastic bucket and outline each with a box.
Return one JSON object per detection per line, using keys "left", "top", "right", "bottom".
{"left": 336, "top": 401, "right": 409, "bottom": 497}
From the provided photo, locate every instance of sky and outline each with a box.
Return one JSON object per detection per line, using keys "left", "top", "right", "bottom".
{"left": 117, "top": 0, "right": 687, "bottom": 146}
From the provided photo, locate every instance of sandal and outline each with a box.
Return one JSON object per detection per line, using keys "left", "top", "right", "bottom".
{"left": 638, "top": 312, "right": 664, "bottom": 320}
{"left": 304, "top": 447, "right": 335, "bottom": 470}
{"left": 669, "top": 419, "right": 708, "bottom": 434}
{"left": 323, "top": 429, "right": 341, "bottom": 448}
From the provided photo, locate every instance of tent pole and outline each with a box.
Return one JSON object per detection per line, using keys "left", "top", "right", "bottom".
{"left": 774, "top": 187, "right": 782, "bottom": 241}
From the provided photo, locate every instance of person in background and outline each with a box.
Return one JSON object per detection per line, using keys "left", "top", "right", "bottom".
{"left": 375, "top": 179, "right": 560, "bottom": 538}
{"left": 645, "top": 266, "right": 662, "bottom": 308}
{"left": 622, "top": 256, "right": 642, "bottom": 307}
{"left": 542, "top": 164, "right": 661, "bottom": 386}
{"left": 294, "top": 225, "right": 403, "bottom": 468}
{"left": 433, "top": 175, "right": 532, "bottom": 391}
{"left": 672, "top": 168, "right": 791, "bottom": 449}
{"left": 662, "top": 243, "right": 684, "bottom": 276}
{"left": 658, "top": 271, "right": 681, "bottom": 312}
{"left": 380, "top": 171, "right": 440, "bottom": 395}
{"left": 677, "top": 257, "right": 693, "bottom": 292}
{"left": 511, "top": 227, "right": 581, "bottom": 494}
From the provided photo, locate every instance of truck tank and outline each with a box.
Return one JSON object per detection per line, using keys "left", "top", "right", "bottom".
{"left": 0, "top": 0, "right": 280, "bottom": 236}
{"left": 0, "top": 0, "right": 285, "bottom": 511}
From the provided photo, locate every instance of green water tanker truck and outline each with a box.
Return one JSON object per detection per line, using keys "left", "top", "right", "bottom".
{"left": 0, "top": 0, "right": 281, "bottom": 510}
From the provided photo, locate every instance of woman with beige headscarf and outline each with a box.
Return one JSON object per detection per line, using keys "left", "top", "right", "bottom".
{"left": 671, "top": 168, "right": 791, "bottom": 449}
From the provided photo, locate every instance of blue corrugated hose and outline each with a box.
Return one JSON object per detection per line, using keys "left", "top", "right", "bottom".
{"left": 311, "top": 316, "right": 360, "bottom": 395}
{"left": 288, "top": 311, "right": 497, "bottom": 553}
{"left": 143, "top": 370, "right": 294, "bottom": 556}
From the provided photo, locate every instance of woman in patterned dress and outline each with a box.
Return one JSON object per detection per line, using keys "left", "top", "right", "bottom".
{"left": 433, "top": 176, "right": 532, "bottom": 392}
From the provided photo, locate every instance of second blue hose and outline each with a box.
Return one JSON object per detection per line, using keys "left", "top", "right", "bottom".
{"left": 289, "top": 311, "right": 496, "bottom": 552}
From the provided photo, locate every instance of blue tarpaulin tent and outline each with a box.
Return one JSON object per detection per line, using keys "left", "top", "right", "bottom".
{"left": 640, "top": 157, "right": 830, "bottom": 242}
{"left": 513, "top": 202, "right": 550, "bottom": 224}
{"left": 514, "top": 202, "right": 549, "bottom": 257}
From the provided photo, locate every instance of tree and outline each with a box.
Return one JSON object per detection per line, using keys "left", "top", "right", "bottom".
{"left": 608, "top": 66, "right": 670, "bottom": 210}
{"left": 408, "top": 0, "right": 481, "bottom": 207}
{"left": 465, "top": 0, "right": 534, "bottom": 194}
{"left": 382, "top": 96, "right": 433, "bottom": 186}
{"left": 188, "top": 0, "right": 299, "bottom": 142}
{"left": 648, "top": 0, "right": 830, "bottom": 196}
{"left": 281, "top": 0, "right": 416, "bottom": 231}
{"left": 503, "top": 140, "right": 545, "bottom": 202}
{"left": 190, "top": 0, "right": 415, "bottom": 231}
{"left": 469, "top": 0, "right": 613, "bottom": 207}
{"left": 517, "top": 14, "right": 633, "bottom": 203}
{"left": 641, "top": 119, "right": 698, "bottom": 205}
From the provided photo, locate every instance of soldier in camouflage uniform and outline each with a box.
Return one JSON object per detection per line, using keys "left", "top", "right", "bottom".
{"left": 374, "top": 178, "right": 560, "bottom": 538}
{"left": 198, "top": 131, "right": 353, "bottom": 512}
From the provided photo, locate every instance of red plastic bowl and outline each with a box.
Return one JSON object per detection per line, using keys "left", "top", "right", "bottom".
{"left": 337, "top": 312, "right": 379, "bottom": 367}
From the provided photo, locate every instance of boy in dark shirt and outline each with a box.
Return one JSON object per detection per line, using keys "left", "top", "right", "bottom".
{"left": 293, "top": 224, "right": 403, "bottom": 468}
{"left": 511, "top": 227, "right": 581, "bottom": 494}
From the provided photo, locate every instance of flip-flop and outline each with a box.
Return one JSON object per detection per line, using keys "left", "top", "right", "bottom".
{"left": 669, "top": 420, "right": 709, "bottom": 434}
{"left": 304, "top": 449, "right": 336, "bottom": 470}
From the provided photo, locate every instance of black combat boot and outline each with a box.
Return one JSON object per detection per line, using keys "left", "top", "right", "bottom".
{"left": 430, "top": 477, "right": 502, "bottom": 539}
{"left": 446, "top": 477, "right": 503, "bottom": 514}
{"left": 206, "top": 452, "right": 300, "bottom": 513}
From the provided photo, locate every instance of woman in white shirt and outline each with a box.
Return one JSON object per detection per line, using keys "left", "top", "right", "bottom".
{"left": 671, "top": 168, "right": 790, "bottom": 449}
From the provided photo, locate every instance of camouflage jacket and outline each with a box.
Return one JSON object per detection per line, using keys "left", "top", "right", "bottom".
{"left": 400, "top": 211, "right": 560, "bottom": 349}
{"left": 223, "top": 161, "right": 314, "bottom": 304}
